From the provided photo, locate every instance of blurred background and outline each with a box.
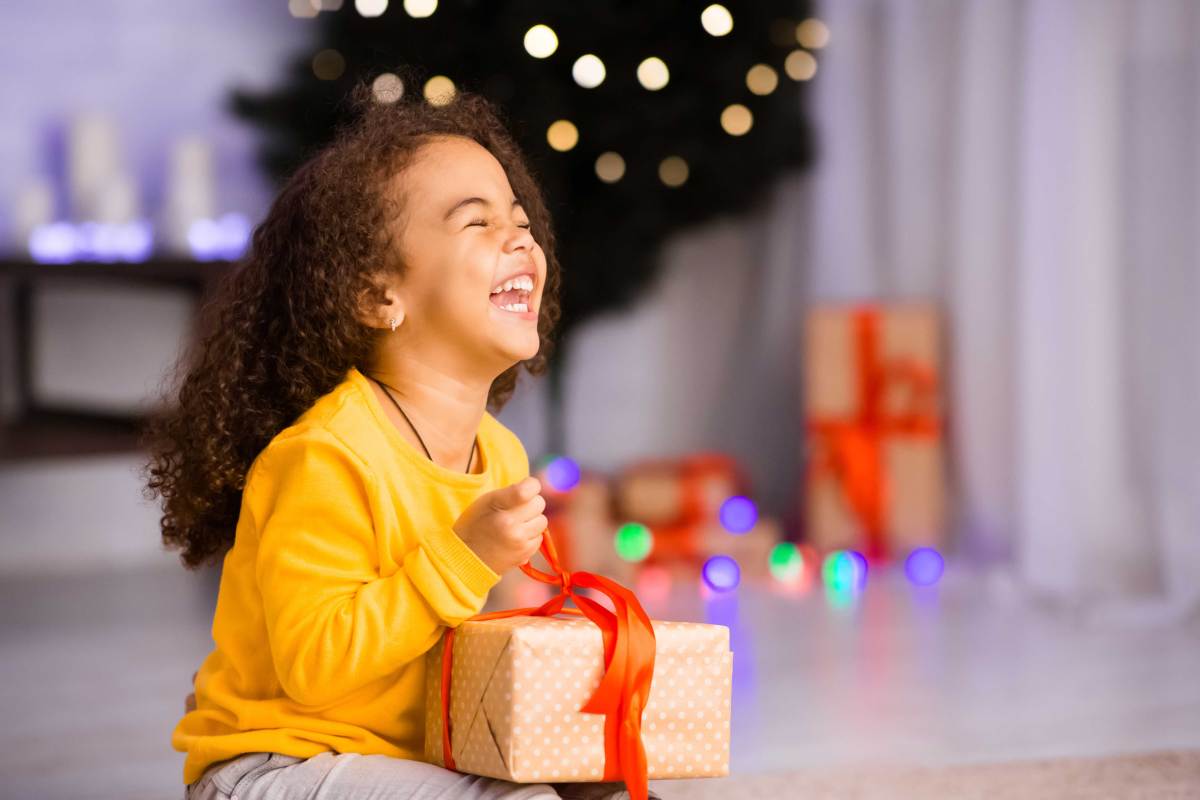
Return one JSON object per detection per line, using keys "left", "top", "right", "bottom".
{"left": 2, "top": 1, "right": 1199, "bottom": 797}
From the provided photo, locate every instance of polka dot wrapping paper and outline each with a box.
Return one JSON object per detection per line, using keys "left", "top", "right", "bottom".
{"left": 424, "top": 615, "right": 732, "bottom": 783}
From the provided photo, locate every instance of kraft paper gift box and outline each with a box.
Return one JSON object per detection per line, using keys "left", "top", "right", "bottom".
{"left": 425, "top": 615, "right": 733, "bottom": 783}
{"left": 803, "top": 304, "right": 946, "bottom": 558}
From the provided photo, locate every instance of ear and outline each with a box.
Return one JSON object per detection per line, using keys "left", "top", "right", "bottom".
{"left": 356, "top": 273, "right": 405, "bottom": 330}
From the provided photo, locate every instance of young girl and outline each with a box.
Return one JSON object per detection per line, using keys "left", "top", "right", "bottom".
{"left": 145, "top": 77, "right": 660, "bottom": 800}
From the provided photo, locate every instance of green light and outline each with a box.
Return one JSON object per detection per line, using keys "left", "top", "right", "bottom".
{"left": 822, "top": 550, "right": 858, "bottom": 592}
{"left": 614, "top": 522, "right": 653, "bottom": 562}
{"left": 768, "top": 542, "right": 804, "bottom": 582}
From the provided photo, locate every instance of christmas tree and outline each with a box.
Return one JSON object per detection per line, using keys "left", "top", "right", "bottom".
{"left": 231, "top": 0, "right": 818, "bottom": 450}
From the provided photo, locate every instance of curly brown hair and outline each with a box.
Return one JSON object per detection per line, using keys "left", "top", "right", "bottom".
{"left": 141, "top": 75, "right": 562, "bottom": 570}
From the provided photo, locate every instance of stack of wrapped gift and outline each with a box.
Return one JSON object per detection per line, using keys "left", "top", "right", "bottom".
{"left": 425, "top": 616, "right": 732, "bottom": 783}
{"left": 614, "top": 452, "right": 780, "bottom": 579}
{"left": 803, "top": 304, "right": 946, "bottom": 559}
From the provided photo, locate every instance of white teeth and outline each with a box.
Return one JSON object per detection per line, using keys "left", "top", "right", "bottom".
{"left": 491, "top": 274, "right": 535, "bottom": 294}
{"left": 500, "top": 303, "right": 529, "bottom": 312}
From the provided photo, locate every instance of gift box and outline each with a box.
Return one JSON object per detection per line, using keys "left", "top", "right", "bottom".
{"left": 425, "top": 531, "right": 732, "bottom": 798}
{"left": 803, "top": 305, "right": 946, "bottom": 558}
{"left": 425, "top": 616, "right": 732, "bottom": 783}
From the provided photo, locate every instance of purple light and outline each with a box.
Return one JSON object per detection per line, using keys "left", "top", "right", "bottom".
{"left": 847, "top": 550, "right": 868, "bottom": 590}
{"left": 29, "top": 220, "right": 153, "bottom": 263}
{"left": 189, "top": 213, "right": 251, "bottom": 261}
{"left": 544, "top": 455, "right": 581, "bottom": 492}
{"left": 702, "top": 555, "right": 741, "bottom": 592}
{"left": 718, "top": 495, "right": 757, "bottom": 534}
{"left": 905, "top": 547, "right": 945, "bottom": 586}
{"left": 29, "top": 223, "right": 79, "bottom": 263}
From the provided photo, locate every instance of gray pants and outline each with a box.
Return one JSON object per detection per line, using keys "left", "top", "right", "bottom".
{"left": 185, "top": 752, "right": 665, "bottom": 800}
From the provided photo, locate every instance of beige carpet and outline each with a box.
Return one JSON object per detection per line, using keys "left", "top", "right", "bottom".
{"left": 649, "top": 750, "right": 1200, "bottom": 799}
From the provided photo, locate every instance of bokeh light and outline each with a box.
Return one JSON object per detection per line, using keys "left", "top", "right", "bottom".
{"left": 423, "top": 75, "right": 456, "bottom": 106}
{"left": 572, "top": 54, "right": 606, "bottom": 88}
{"left": 785, "top": 50, "right": 818, "bottom": 81}
{"left": 700, "top": 4, "right": 733, "bottom": 37}
{"left": 658, "top": 156, "right": 688, "bottom": 187}
{"left": 905, "top": 547, "right": 945, "bottom": 586}
{"left": 403, "top": 0, "right": 436, "bottom": 18}
{"left": 524, "top": 24, "right": 558, "bottom": 58}
{"left": 702, "top": 555, "right": 741, "bottom": 592}
{"left": 637, "top": 57, "right": 670, "bottom": 90}
{"left": 718, "top": 495, "right": 757, "bottom": 533}
{"left": 822, "top": 550, "right": 866, "bottom": 593}
{"left": 768, "top": 542, "right": 804, "bottom": 583}
{"left": 371, "top": 73, "right": 404, "bottom": 104}
{"left": 796, "top": 18, "right": 831, "bottom": 49}
{"left": 312, "top": 49, "right": 346, "bottom": 81}
{"left": 355, "top": 0, "right": 387, "bottom": 17}
{"left": 614, "top": 522, "right": 653, "bottom": 562}
{"left": 720, "top": 104, "right": 753, "bottom": 136}
{"left": 635, "top": 564, "right": 673, "bottom": 605}
{"left": 595, "top": 152, "right": 626, "bottom": 183}
{"left": 546, "top": 119, "right": 579, "bottom": 152}
{"left": 746, "top": 64, "right": 779, "bottom": 95}
{"left": 543, "top": 455, "right": 580, "bottom": 492}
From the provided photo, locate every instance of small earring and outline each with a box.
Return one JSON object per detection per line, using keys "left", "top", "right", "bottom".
{"left": 389, "top": 317, "right": 399, "bottom": 331}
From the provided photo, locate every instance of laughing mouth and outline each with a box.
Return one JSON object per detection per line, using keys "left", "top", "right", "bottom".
{"left": 489, "top": 273, "right": 535, "bottom": 313}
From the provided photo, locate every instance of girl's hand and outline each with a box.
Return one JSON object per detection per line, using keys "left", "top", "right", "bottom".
{"left": 453, "top": 476, "right": 547, "bottom": 574}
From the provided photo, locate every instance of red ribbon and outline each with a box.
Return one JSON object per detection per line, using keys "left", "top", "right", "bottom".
{"left": 440, "top": 529, "right": 658, "bottom": 800}
{"left": 806, "top": 307, "right": 940, "bottom": 558}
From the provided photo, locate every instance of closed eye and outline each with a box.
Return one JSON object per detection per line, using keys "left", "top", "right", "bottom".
{"left": 468, "top": 219, "right": 533, "bottom": 229}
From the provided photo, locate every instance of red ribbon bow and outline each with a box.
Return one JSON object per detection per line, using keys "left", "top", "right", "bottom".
{"left": 440, "top": 529, "right": 658, "bottom": 800}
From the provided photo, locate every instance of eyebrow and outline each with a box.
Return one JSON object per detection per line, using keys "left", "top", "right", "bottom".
{"left": 443, "top": 196, "right": 524, "bottom": 222}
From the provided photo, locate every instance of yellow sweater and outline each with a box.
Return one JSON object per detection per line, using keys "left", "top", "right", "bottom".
{"left": 172, "top": 366, "right": 526, "bottom": 785}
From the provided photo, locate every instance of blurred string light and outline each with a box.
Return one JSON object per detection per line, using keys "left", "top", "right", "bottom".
{"left": 546, "top": 119, "right": 579, "bottom": 152}
{"left": 542, "top": 455, "right": 580, "bottom": 492}
{"left": 595, "top": 152, "right": 625, "bottom": 183}
{"left": 720, "top": 104, "right": 753, "bottom": 136}
{"left": 423, "top": 75, "right": 456, "bottom": 106}
{"left": 718, "top": 495, "right": 757, "bottom": 533}
{"left": 524, "top": 24, "right": 558, "bottom": 58}
{"left": 372, "top": 73, "right": 404, "bottom": 104}
{"left": 403, "top": 0, "right": 436, "bottom": 18}
{"left": 313, "top": 0, "right": 343, "bottom": 10}
{"left": 745, "top": 64, "right": 778, "bottom": 96}
{"left": 658, "top": 156, "right": 688, "bottom": 187}
{"left": 355, "top": 0, "right": 388, "bottom": 17}
{"left": 768, "top": 542, "right": 804, "bottom": 583}
{"left": 312, "top": 49, "right": 346, "bottom": 81}
{"left": 822, "top": 549, "right": 867, "bottom": 592}
{"left": 289, "top": 0, "right": 319, "bottom": 18}
{"left": 188, "top": 213, "right": 251, "bottom": 261}
{"left": 614, "top": 522, "right": 653, "bottom": 562}
{"left": 702, "top": 555, "right": 741, "bottom": 592}
{"left": 636, "top": 57, "right": 670, "bottom": 90}
{"left": 572, "top": 54, "right": 606, "bottom": 88}
{"left": 796, "top": 18, "right": 831, "bottom": 49}
{"left": 30, "top": 220, "right": 153, "bottom": 263}
{"left": 635, "top": 563, "right": 672, "bottom": 605}
{"left": 785, "top": 50, "right": 818, "bottom": 81}
{"left": 905, "top": 547, "right": 945, "bottom": 586}
{"left": 700, "top": 4, "right": 733, "bottom": 37}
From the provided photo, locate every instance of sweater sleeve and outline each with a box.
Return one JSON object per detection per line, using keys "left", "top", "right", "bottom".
{"left": 252, "top": 428, "right": 500, "bottom": 707}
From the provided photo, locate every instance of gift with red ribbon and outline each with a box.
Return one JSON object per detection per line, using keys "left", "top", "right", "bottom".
{"left": 803, "top": 305, "right": 946, "bottom": 559}
{"left": 424, "top": 529, "right": 733, "bottom": 798}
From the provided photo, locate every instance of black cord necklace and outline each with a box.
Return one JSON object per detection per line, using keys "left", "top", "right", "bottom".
{"left": 367, "top": 374, "right": 477, "bottom": 474}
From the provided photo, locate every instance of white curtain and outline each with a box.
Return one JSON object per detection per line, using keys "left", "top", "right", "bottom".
{"left": 808, "top": 0, "right": 1200, "bottom": 617}
{"left": 501, "top": 0, "right": 1200, "bottom": 618}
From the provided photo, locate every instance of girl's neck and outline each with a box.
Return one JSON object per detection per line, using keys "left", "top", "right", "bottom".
{"left": 363, "top": 352, "right": 490, "bottom": 472}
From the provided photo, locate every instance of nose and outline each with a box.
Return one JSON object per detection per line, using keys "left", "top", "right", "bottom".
{"left": 504, "top": 220, "right": 535, "bottom": 252}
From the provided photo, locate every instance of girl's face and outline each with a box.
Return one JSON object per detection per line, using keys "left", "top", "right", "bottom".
{"left": 386, "top": 135, "right": 546, "bottom": 375}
